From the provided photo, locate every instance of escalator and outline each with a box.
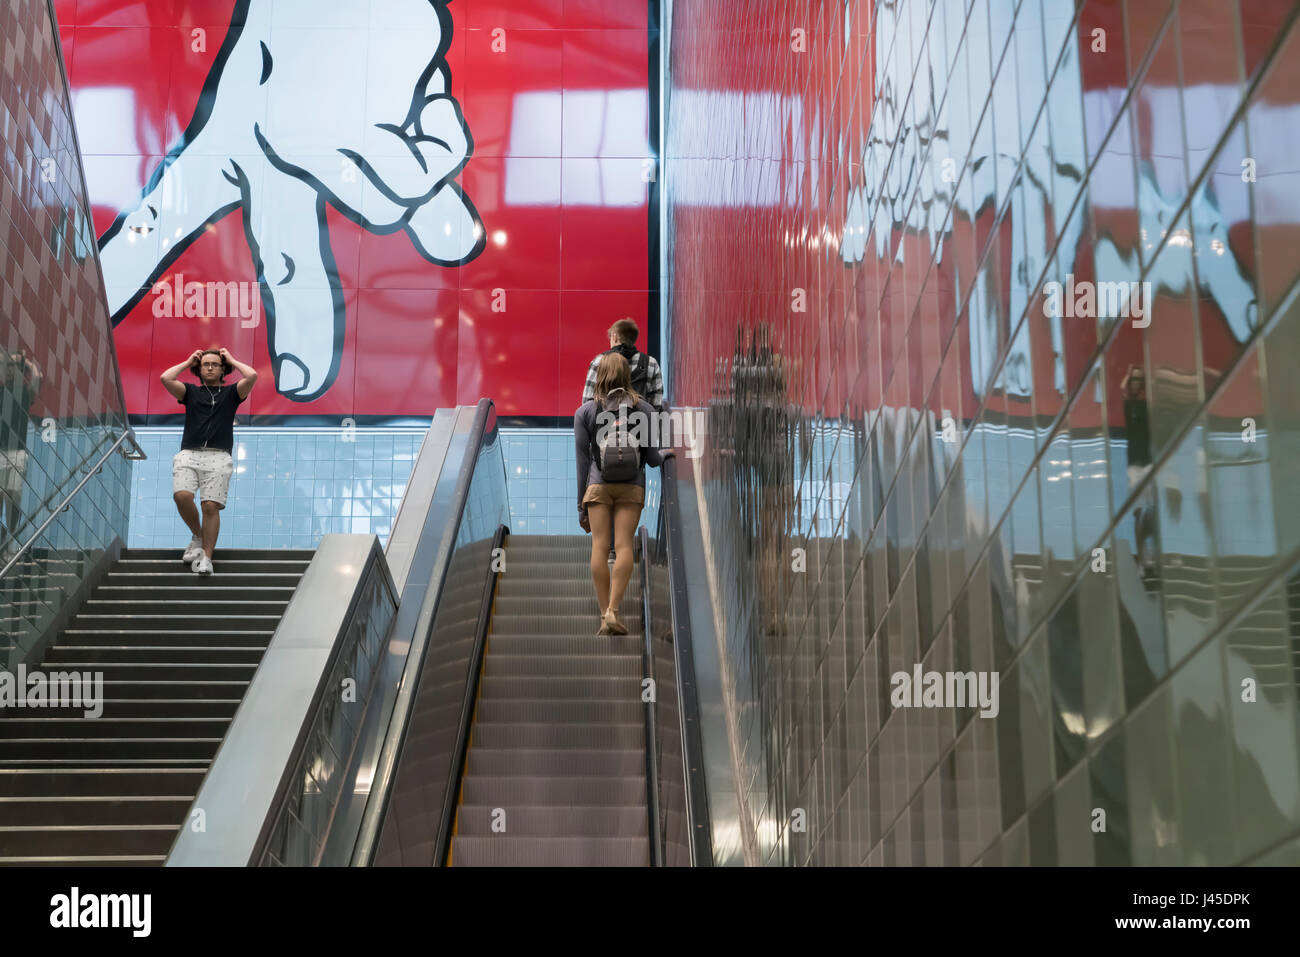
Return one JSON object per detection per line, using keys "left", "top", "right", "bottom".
{"left": 448, "top": 535, "right": 649, "bottom": 866}
{"left": 0, "top": 547, "right": 312, "bottom": 865}
{"left": 357, "top": 400, "right": 712, "bottom": 867}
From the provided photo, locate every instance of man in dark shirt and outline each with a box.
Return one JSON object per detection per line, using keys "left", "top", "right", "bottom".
{"left": 160, "top": 347, "right": 258, "bottom": 574}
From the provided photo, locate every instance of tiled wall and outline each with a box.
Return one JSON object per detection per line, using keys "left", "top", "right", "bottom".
{"left": 0, "top": 0, "right": 134, "bottom": 667}
{"left": 667, "top": 0, "right": 1300, "bottom": 865}
{"left": 128, "top": 425, "right": 660, "bottom": 548}
{"left": 127, "top": 428, "right": 424, "bottom": 550}
{"left": 502, "top": 427, "right": 661, "bottom": 535}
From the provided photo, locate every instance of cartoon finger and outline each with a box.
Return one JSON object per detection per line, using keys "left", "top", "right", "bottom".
{"left": 402, "top": 182, "right": 485, "bottom": 265}
{"left": 244, "top": 167, "right": 343, "bottom": 401}
{"left": 99, "top": 153, "right": 245, "bottom": 320}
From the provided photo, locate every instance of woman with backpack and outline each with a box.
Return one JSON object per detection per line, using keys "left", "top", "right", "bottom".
{"left": 575, "top": 352, "right": 674, "bottom": 636}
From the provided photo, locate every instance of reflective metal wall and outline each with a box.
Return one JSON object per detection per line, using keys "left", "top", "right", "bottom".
{"left": 1, "top": 0, "right": 134, "bottom": 667}
{"left": 666, "top": 0, "right": 1300, "bottom": 865}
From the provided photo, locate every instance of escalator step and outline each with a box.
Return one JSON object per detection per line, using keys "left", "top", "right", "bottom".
{"left": 490, "top": 614, "right": 642, "bottom": 637}
{"left": 460, "top": 775, "right": 647, "bottom": 807}
{"left": 487, "top": 654, "right": 642, "bottom": 677}
{"left": 478, "top": 676, "right": 641, "bottom": 700}
{"left": 474, "top": 699, "right": 643, "bottom": 723}
{"left": 487, "top": 635, "right": 643, "bottom": 657}
{"left": 471, "top": 722, "right": 643, "bottom": 750}
{"left": 466, "top": 748, "right": 646, "bottom": 777}
{"left": 455, "top": 804, "right": 649, "bottom": 837}
{"left": 451, "top": 835, "right": 648, "bottom": 866}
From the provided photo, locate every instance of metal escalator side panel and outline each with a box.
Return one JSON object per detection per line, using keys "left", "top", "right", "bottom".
{"left": 350, "top": 401, "right": 510, "bottom": 865}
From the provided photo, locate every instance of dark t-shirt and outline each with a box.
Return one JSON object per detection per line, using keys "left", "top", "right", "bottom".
{"left": 1122, "top": 396, "right": 1151, "bottom": 468}
{"left": 179, "top": 383, "right": 243, "bottom": 453}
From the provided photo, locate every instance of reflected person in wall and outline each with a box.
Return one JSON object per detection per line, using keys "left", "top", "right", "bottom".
{"left": 1122, "top": 365, "right": 1158, "bottom": 583}
{"left": 749, "top": 324, "right": 795, "bottom": 636}
{"left": 576, "top": 353, "right": 673, "bottom": 636}
{"left": 0, "top": 350, "right": 44, "bottom": 546}
{"left": 160, "top": 348, "right": 258, "bottom": 575}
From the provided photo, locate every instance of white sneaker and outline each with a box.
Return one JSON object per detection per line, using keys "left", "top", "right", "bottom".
{"left": 182, "top": 536, "right": 203, "bottom": 563}
{"left": 192, "top": 555, "right": 214, "bottom": 576}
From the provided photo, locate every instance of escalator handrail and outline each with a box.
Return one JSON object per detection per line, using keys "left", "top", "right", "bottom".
{"left": 352, "top": 399, "right": 496, "bottom": 865}
{"left": 658, "top": 455, "right": 714, "bottom": 866}
{"left": 638, "top": 524, "right": 664, "bottom": 867}
{"left": 438, "top": 522, "right": 508, "bottom": 865}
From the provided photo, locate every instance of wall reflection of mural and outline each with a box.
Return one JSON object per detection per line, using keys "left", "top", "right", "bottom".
{"left": 57, "top": 0, "right": 654, "bottom": 418}
{"left": 670, "top": 0, "right": 1300, "bottom": 867}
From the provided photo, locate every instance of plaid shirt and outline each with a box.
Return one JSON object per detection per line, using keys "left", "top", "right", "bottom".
{"left": 581, "top": 351, "right": 664, "bottom": 410}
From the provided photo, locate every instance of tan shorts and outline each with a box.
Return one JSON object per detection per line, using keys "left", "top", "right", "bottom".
{"left": 173, "top": 449, "right": 234, "bottom": 507}
{"left": 581, "top": 483, "right": 644, "bottom": 507}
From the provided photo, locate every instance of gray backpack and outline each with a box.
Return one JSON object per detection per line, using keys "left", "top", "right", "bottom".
{"left": 594, "top": 391, "right": 642, "bottom": 483}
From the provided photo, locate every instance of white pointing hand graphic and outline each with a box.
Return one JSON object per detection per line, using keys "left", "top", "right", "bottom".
{"left": 98, "top": 0, "right": 484, "bottom": 401}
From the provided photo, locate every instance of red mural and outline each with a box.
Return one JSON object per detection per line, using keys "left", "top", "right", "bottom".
{"left": 57, "top": 0, "right": 653, "bottom": 418}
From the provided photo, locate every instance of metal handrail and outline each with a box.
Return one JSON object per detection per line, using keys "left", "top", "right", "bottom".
{"left": 437, "top": 523, "right": 508, "bottom": 865}
{"left": 351, "top": 399, "right": 496, "bottom": 864}
{"left": 0, "top": 428, "right": 145, "bottom": 581}
{"left": 658, "top": 455, "right": 713, "bottom": 866}
{"left": 638, "top": 524, "right": 664, "bottom": 866}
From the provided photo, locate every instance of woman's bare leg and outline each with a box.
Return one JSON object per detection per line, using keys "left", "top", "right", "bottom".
{"left": 587, "top": 503, "right": 612, "bottom": 621}
{"left": 607, "top": 501, "right": 641, "bottom": 625}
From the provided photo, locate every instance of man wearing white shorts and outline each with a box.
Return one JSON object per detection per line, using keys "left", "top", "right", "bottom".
{"left": 160, "top": 347, "right": 258, "bottom": 574}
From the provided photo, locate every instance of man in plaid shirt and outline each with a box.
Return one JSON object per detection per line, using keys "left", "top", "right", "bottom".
{"left": 581, "top": 318, "right": 664, "bottom": 411}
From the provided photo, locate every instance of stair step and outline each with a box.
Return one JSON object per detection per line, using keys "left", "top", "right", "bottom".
{"left": 30, "top": 699, "right": 241, "bottom": 718}
{"left": 451, "top": 835, "right": 648, "bottom": 866}
{"left": 0, "top": 796, "right": 195, "bottom": 827}
{"left": 44, "top": 646, "right": 266, "bottom": 665}
{"left": 0, "top": 738, "right": 223, "bottom": 761}
{"left": 59, "top": 631, "right": 273, "bottom": 648}
{"left": 73, "top": 615, "right": 281, "bottom": 631}
{"left": 122, "top": 549, "right": 315, "bottom": 561}
{"left": 100, "top": 573, "right": 305, "bottom": 588}
{"left": 94, "top": 586, "right": 297, "bottom": 600}
{"left": 0, "top": 824, "right": 180, "bottom": 857}
{"left": 0, "top": 718, "right": 231, "bottom": 739}
{"left": 0, "top": 854, "right": 165, "bottom": 866}
{"left": 0, "top": 768, "right": 208, "bottom": 797}
{"left": 38, "top": 663, "right": 257, "bottom": 681}
{"left": 81, "top": 600, "right": 291, "bottom": 617}
{"left": 81, "top": 681, "right": 250, "bottom": 700}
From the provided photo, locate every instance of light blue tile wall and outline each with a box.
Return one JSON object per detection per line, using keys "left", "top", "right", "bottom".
{"left": 500, "top": 427, "right": 661, "bottom": 536}
{"left": 128, "top": 428, "right": 424, "bottom": 550}
{"left": 128, "top": 425, "right": 662, "bottom": 550}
